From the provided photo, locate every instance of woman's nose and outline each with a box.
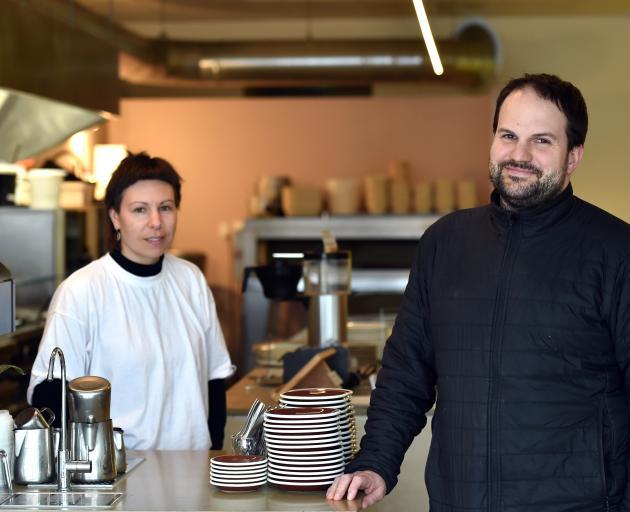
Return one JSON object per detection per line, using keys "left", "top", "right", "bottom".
{"left": 148, "top": 209, "right": 162, "bottom": 228}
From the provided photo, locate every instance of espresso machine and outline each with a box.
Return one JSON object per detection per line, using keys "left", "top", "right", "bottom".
{"left": 243, "top": 249, "right": 352, "bottom": 349}
{"left": 302, "top": 251, "right": 351, "bottom": 348}
{"left": 67, "top": 376, "right": 117, "bottom": 483}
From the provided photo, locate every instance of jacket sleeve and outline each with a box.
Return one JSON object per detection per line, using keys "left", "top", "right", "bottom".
{"left": 345, "top": 232, "right": 437, "bottom": 493}
{"left": 612, "top": 256, "right": 630, "bottom": 511}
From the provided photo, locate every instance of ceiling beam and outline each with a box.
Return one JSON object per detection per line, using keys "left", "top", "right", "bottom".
{"left": 73, "top": 0, "right": 630, "bottom": 22}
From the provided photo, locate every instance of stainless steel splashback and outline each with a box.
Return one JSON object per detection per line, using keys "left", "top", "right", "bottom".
{"left": 0, "top": 261, "right": 15, "bottom": 335}
{"left": 0, "top": 208, "right": 65, "bottom": 315}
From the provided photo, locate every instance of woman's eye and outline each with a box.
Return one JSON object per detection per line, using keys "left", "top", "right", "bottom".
{"left": 133, "top": 207, "right": 146, "bottom": 213}
{"left": 160, "top": 205, "right": 173, "bottom": 212}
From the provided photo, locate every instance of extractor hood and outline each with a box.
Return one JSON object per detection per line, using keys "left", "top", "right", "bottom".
{"left": 0, "top": 88, "right": 106, "bottom": 162}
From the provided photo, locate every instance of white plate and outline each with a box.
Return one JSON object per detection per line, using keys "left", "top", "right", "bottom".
{"left": 268, "top": 457, "right": 345, "bottom": 468}
{"left": 269, "top": 462, "right": 344, "bottom": 473}
{"left": 264, "top": 428, "right": 340, "bottom": 436}
{"left": 210, "top": 478, "right": 266, "bottom": 488}
{"left": 210, "top": 472, "right": 267, "bottom": 481}
{"left": 264, "top": 433, "right": 340, "bottom": 443}
{"left": 267, "top": 476, "right": 336, "bottom": 486}
{"left": 268, "top": 468, "right": 344, "bottom": 479}
{"left": 265, "top": 439, "right": 340, "bottom": 449}
{"left": 264, "top": 419, "right": 343, "bottom": 429}
{"left": 265, "top": 408, "right": 340, "bottom": 420}
{"left": 210, "top": 456, "right": 267, "bottom": 468}
{"left": 279, "top": 388, "right": 352, "bottom": 400}
{"left": 210, "top": 467, "right": 267, "bottom": 477}
{"left": 266, "top": 447, "right": 343, "bottom": 457}
{"left": 263, "top": 425, "right": 340, "bottom": 435}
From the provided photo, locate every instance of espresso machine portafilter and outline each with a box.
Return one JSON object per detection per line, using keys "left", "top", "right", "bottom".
{"left": 67, "top": 376, "right": 117, "bottom": 482}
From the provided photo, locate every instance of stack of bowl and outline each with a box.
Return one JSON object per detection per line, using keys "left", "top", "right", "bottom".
{"left": 264, "top": 407, "right": 345, "bottom": 491}
{"left": 279, "top": 388, "right": 356, "bottom": 463}
{"left": 210, "top": 454, "right": 267, "bottom": 492}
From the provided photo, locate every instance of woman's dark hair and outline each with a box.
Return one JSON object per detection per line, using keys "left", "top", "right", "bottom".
{"left": 492, "top": 73, "right": 588, "bottom": 150}
{"left": 104, "top": 151, "right": 183, "bottom": 247}
{"left": 105, "top": 151, "right": 182, "bottom": 212}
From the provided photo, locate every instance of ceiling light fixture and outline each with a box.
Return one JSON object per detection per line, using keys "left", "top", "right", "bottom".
{"left": 411, "top": 0, "right": 443, "bottom": 76}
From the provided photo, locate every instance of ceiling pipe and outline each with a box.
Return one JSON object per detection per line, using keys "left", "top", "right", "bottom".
{"left": 163, "top": 21, "right": 498, "bottom": 88}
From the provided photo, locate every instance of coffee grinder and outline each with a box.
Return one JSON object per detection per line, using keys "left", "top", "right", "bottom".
{"left": 67, "top": 376, "right": 116, "bottom": 482}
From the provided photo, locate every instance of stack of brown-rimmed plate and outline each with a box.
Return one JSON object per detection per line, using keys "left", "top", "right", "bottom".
{"left": 210, "top": 455, "right": 267, "bottom": 492}
{"left": 279, "top": 388, "right": 356, "bottom": 463}
{"left": 264, "top": 406, "right": 345, "bottom": 491}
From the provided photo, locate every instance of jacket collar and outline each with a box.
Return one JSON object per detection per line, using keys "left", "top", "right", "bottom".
{"left": 489, "top": 183, "right": 576, "bottom": 236}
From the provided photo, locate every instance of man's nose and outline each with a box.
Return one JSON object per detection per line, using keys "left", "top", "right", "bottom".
{"left": 510, "top": 140, "right": 532, "bottom": 162}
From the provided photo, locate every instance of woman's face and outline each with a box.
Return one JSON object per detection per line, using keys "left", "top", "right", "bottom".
{"left": 108, "top": 179, "right": 177, "bottom": 265}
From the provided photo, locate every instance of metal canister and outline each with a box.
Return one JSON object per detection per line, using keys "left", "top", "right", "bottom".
{"left": 68, "top": 376, "right": 111, "bottom": 423}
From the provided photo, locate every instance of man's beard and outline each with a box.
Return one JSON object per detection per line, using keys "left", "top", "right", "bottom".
{"left": 488, "top": 158, "right": 568, "bottom": 210}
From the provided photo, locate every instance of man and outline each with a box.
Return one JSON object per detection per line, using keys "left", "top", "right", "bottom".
{"left": 328, "top": 73, "right": 630, "bottom": 511}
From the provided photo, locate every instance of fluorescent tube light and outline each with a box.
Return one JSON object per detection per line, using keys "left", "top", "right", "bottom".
{"left": 411, "top": 0, "right": 444, "bottom": 76}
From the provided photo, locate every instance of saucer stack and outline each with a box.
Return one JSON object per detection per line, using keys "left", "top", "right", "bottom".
{"left": 264, "top": 407, "right": 345, "bottom": 491}
{"left": 210, "top": 455, "right": 267, "bottom": 492}
{"left": 279, "top": 388, "right": 356, "bottom": 463}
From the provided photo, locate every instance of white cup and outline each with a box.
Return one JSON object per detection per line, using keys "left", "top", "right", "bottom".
{"left": 27, "top": 169, "right": 66, "bottom": 209}
{"left": 0, "top": 410, "right": 15, "bottom": 482}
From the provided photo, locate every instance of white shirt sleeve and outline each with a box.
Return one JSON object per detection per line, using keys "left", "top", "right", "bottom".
{"left": 26, "top": 280, "right": 91, "bottom": 403}
{"left": 205, "top": 287, "right": 235, "bottom": 381}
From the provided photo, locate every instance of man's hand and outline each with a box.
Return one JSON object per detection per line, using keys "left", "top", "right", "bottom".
{"left": 326, "top": 470, "right": 387, "bottom": 509}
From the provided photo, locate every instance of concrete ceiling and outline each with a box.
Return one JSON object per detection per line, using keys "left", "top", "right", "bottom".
{"left": 14, "top": 0, "right": 630, "bottom": 101}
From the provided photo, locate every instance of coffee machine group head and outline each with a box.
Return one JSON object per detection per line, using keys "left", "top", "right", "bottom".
{"left": 68, "top": 376, "right": 117, "bottom": 483}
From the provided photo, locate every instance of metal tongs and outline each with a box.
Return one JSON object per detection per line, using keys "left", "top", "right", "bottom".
{"left": 231, "top": 399, "right": 268, "bottom": 456}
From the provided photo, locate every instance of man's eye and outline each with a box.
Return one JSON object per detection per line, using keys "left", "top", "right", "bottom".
{"left": 536, "top": 138, "right": 551, "bottom": 144}
{"left": 501, "top": 133, "right": 515, "bottom": 140}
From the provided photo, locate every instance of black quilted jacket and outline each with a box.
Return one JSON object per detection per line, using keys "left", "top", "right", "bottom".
{"left": 347, "top": 185, "right": 630, "bottom": 512}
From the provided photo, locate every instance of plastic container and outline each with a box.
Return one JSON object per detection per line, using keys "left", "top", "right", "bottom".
{"left": 27, "top": 169, "right": 66, "bottom": 209}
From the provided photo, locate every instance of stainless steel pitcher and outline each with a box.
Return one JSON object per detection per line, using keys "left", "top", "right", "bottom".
{"left": 68, "top": 376, "right": 111, "bottom": 423}
{"left": 13, "top": 427, "right": 55, "bottom": 484}
{"left": 112, "top": 428, "right": 126, "bottom": 475}
{"left": 70, "top": 420, "right": 116, "bottom": 483}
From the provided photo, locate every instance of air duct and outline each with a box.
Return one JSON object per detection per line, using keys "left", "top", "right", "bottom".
{"left": 164, "top": 20, "right": 499, "bottom": 89}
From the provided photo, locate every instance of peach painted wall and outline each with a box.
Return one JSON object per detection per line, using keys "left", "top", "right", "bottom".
{"left": 107, "top": 95, "right": 492, "bottom": 288}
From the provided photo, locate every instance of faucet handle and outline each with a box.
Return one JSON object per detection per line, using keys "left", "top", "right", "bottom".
{"left": 66, "top": 460, "right": 91, "bottom": 473}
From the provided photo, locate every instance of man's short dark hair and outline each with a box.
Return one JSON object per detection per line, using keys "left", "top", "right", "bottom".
{"left": 105, "top": 151, "right": 182, "bottom": 213}
{"left": 492, "top": 73, "right": 588, "bottom": 150}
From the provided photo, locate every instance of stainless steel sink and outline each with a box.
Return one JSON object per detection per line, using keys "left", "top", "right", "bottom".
{"left": 0, "top": 491, "right": 123, "bottom": 509}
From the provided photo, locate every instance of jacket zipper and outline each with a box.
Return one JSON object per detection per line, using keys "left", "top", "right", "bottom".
{"left": 599, "top": 403, "right": 609, "bottom": 512}
{"left": 488, "top": 215, "right": 521, "bottom": 512}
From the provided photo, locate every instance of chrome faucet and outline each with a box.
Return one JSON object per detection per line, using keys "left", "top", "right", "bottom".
{"left": 47, "top": 347, "right": 91, "bottom": 491}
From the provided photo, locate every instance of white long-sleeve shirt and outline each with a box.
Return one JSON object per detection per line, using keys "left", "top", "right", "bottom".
{"left": 27, "top": 253, "right": 234, "bottom": 450}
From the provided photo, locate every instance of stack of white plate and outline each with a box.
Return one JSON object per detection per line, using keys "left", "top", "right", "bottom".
{"left": 279, "top": 388, "right": 356, "bottom": 463}
{"left": 210, "top": 455, "right": 267, "bottom": 492}
{"left": 264, "top": 407, "right": 345, "bottom": 491}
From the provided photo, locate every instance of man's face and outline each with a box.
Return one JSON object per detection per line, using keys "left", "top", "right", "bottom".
{"left": 489, "top": 86, "right": 583, "bottom": 210}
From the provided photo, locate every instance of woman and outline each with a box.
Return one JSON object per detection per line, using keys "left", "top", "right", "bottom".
{"left": 27, "top": 152, "right": 234, "bottom": 450}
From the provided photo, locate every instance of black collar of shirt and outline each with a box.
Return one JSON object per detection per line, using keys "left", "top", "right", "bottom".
{"left": 109, "top": 249, "right": 164, "bottom": 277}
